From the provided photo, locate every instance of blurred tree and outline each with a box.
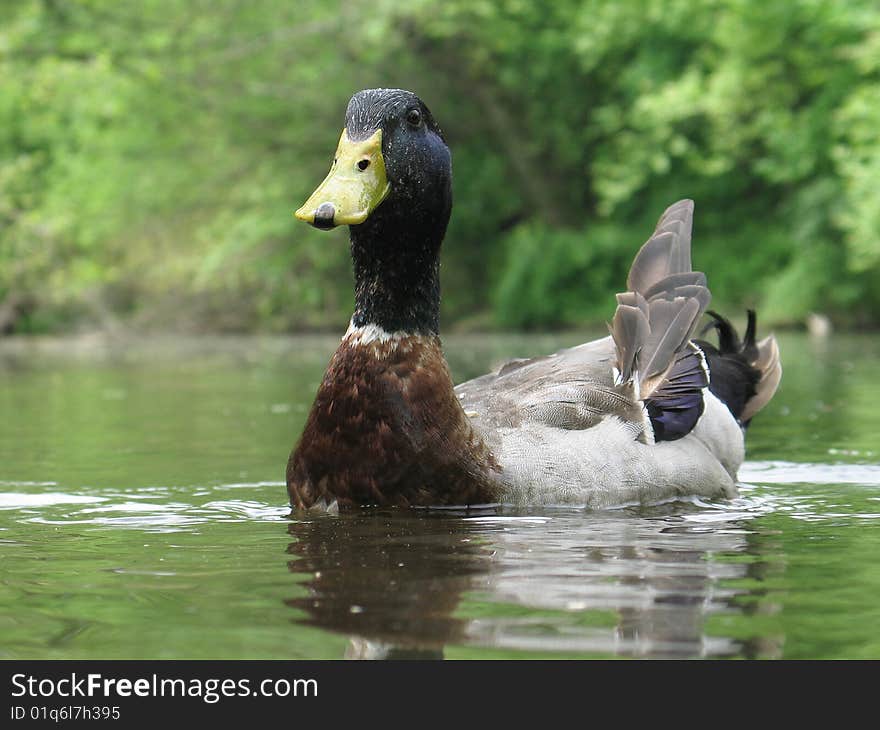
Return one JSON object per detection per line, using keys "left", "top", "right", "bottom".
{"left": 1, "top": 0, "right": 878, "bottom": 333}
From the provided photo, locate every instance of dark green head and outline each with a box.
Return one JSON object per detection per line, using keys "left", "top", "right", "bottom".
{"left": 296, "top": 88, "right": 450, "bottom": 231}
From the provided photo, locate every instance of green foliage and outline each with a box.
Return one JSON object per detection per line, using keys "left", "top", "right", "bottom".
{"left": 1, "top": 0, "right": 879, "bottom": 333}
{"left": 493, "top": 223, "right": 633, "bottom": 329}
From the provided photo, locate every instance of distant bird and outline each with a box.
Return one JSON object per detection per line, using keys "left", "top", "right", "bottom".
{"left": 287, "top": 88, "right": 781, "bottom": 510}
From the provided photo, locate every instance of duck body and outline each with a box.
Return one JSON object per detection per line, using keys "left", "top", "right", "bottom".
{"left": 287, "top": 89, "right": 781, "bottom": 511}
{"left": 455, "top": 335, "right": 744, "bottom": 508}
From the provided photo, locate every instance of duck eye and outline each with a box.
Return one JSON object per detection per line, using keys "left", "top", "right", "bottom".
{"left": 406, "top": 108, "right": 422, "bottom": 127}
{"left": 357, "top": 159, "right": 370, "bottom": 171}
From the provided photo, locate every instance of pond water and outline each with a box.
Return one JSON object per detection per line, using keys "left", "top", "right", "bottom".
{"left": 1, "top": 332, "right": 878, "bottom": 659}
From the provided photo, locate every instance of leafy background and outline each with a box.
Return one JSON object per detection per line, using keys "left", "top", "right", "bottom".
{"left": 2, "top": 0, "right": 879, "bottom": 334}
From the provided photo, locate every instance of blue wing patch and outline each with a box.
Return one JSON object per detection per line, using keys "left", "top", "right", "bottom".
{"left": 645, "top": 344, "right": 709, "bottom": 441}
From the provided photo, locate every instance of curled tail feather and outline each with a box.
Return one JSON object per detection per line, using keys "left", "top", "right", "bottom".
{"left": 698, "top": 310, "right": 782, "bottom": 425}
{"left": 742, "top": 314, "right": 782, "bottom": 423}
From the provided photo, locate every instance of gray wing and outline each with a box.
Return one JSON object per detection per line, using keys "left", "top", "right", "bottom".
{"left": 455, "top": 335, "right": 649, "bottom": 441}
{"left": 610, "top": 199, "right": 710, "bottom": 398}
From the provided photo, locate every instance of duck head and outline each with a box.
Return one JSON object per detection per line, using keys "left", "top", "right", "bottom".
{"left": 296, "top": 88, "right": 450, "bottom": 230}
{"left": 295, "top": 89, "right": 452, "bottom": 335}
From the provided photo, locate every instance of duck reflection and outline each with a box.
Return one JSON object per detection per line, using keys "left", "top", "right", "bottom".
{"left": 285, "top": 503, "right": 784, "bottom": 659}
{"left": 285, "top": 511, "right": 496, "bottom": 658}
{"left": 470, "top": 507, "right": 784, "bottom": 658}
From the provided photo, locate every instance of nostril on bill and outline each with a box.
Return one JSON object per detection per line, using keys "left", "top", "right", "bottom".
{"left": 313, "top": 202, "right": 336, "bottom": 229}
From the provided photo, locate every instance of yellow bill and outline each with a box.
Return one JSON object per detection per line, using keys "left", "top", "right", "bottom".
{"left": 295, "top": 128, "right": 390, "bottom": 229}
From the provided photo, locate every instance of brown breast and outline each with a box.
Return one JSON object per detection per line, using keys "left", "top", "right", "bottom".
{"left": 287, "top": 330, "right": 500, "bottom": 509}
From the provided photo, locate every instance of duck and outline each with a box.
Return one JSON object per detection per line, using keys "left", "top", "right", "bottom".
{"left": 286, "top": 88, "right": 782, "bottom": 511}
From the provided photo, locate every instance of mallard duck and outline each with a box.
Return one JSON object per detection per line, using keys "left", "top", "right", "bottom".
{"left": 287, "top": 88, "right": 781, "bottom": 511}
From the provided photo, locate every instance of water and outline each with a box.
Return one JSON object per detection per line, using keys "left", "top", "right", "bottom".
{"left": 1, "top": 332, "right": 879, "bottom": 659}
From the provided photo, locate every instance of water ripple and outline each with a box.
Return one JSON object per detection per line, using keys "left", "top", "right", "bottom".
{"left": 741, "top": 460, "right": 880, "bottom": 486}
{"left": 3, "top": 482, "right": 289, "bottom": 532}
